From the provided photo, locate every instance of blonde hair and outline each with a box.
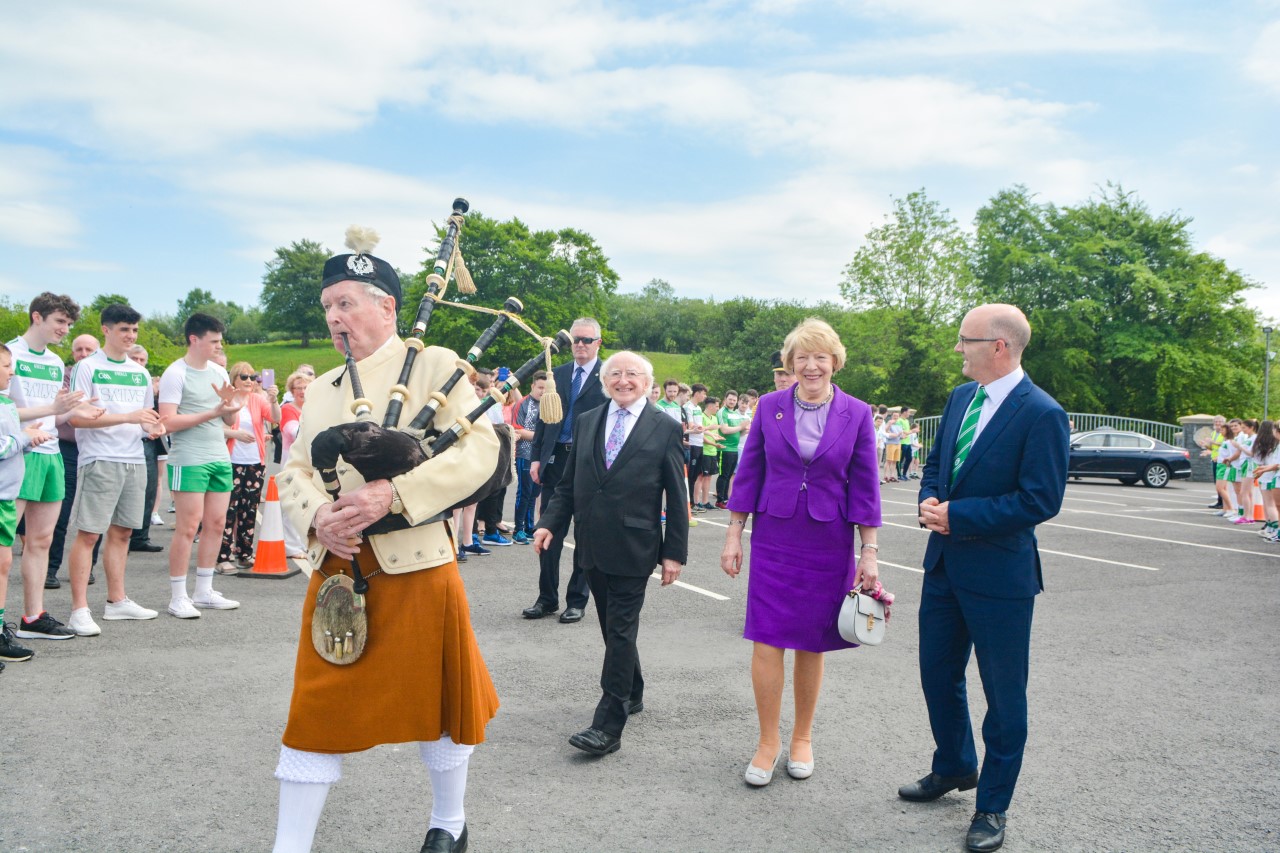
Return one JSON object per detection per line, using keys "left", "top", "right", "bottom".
{"left": 781, "top": 318, "right": 846, "bottom": 373}
{"left": 286, "top": 372, "right": 313, "bottom": 395}
{"left": 229, "top": 361, "right": 254, "bottom": 381}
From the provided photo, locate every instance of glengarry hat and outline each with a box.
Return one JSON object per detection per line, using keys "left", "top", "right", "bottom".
{"left": 771, "top": 350, "right": 787, "bottom": 373}
{"left": 322, "top": 225, "right": 402, "bottom": 310}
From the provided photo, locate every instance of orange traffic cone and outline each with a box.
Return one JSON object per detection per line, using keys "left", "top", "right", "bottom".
{"left": 1254, "top": 483, "right": 1266, "bottom": 522}
{"left": 238, "top": 476, "right": 301, "bottom": 579}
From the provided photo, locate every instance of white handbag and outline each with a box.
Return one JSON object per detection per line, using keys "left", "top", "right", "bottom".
{"left": 838, "top": 586, "right": 886, "bottom": 646}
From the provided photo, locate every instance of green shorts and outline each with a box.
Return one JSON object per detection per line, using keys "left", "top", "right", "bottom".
{"left": 169, "top": 460, "right": 234, "bottom": 494}
{"left": 0, "top": 499, "right": 16, "bottom": 547}
{"left": 1218, "top": 464, "right": 1240, "bottom": 483}
{"left": 18, "top": 452, "right": 66, "bottom": 503}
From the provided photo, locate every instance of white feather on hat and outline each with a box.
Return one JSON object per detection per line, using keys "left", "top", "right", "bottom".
{"left": 344, "top": 225, "right": 380, "bottom": 255}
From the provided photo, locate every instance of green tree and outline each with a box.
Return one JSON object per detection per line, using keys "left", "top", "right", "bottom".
{"left": 608, "top": 279, "right": 717, "bottom": 353}
{"left": 973, "top": 184, "right": 1261, "bottom": 420}
{"left": 89, "top": 293, "right": 132, "bottom": 312}
{"left": 175, "top": 287, "right": 243, "bottom": 327}
{"left": 840, "top": 189, "right": 976, "bottom": 324}
{"left": 260, "top": 239, "right": 330, "bottom": 346}
{"left": 400, "top": 211, "right": 619, "bottom": 369}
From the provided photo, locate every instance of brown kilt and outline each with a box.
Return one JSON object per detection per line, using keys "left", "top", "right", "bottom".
{"left": 282, "top": 545, "right": 499, "bottom": 753}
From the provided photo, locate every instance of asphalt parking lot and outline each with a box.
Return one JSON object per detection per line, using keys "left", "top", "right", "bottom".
{"left": 3, "top": 478, "right": 1278, "bottom": 852}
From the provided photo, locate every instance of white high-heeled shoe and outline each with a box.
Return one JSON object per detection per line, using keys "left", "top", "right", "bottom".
{"left": 744, "top": 752, "right": 781, "bottom": 787}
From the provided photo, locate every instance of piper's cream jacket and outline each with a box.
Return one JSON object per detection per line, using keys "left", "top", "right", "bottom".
{"left": 279, "top": 335, "right": 500, "bottom": 576}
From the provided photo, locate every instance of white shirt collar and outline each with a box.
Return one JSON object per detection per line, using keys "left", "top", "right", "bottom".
{"left": 607, "top": 397, "right": 648, "bottom": 419}
{"left": 574, "top": 357, "right": 598, "bottom": 378}
{"left": 980, "top": 366, "right": 1025, "bottom": 407}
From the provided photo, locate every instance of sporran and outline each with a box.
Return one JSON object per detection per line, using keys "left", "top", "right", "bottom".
{"left": 311, "top": 573, "right": 369, "bottom": 665}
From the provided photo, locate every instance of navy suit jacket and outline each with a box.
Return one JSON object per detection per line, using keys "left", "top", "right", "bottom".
{"left": 918, "top": 373, "right": 1070, "bottom": 599}
{"left": 530, "top": 359, "right": 606, "bottom": 468}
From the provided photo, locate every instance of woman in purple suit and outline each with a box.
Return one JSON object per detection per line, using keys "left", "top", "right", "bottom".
{"left": 720, "top": 318, "right": 882, "bottom": 786}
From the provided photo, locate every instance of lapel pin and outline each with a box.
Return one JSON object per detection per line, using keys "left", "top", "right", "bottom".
{"left": 776, "top": 412, "right": 783, "bottom": 420}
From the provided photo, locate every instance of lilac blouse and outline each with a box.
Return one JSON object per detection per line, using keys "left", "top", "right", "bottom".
{"left": 794, "top": 397, "right": 830, "bottom": 462}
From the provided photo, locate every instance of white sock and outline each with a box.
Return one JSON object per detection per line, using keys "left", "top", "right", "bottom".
{"left": 169, "top": 575, "right": 188, "bottom": 603}
{"left": 272, "top": 780, "right": 331, "bottom": 853}
{"left": 195, "top": 568, "right": 214, "bottom": 597}
{"left": 427, "top": 759, "right": 468, "bottom": 840}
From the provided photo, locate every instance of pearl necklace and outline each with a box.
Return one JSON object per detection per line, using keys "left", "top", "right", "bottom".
{"left": 793, "top": 385, "right": 833, "bottom": 411}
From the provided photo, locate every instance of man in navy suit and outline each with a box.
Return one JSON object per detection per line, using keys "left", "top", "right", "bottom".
{"left": 523, "top": 318, "right": 607, "bottom": 624}
{"left": 900, "top": 304, "right": 1069, "bottom": 853}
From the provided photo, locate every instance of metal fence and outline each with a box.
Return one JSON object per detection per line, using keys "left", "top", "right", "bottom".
{"left": 912, "top": 412, "right": 1182, "bottom": 456}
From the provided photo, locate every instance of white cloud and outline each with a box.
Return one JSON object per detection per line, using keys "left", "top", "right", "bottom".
{"left": 1244, "top": 20, "right": 1280, "bottom": 96}
{"left": 51, "top": 259, "right": 126, "bottom": 273}
{"left": 0, "top": 145, "right": 79, "bottom": 249}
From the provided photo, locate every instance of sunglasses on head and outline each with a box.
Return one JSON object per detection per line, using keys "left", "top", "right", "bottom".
{"left": 240, "top": 373, "right": 260, "bottom": 382}
{"left": 572, "top": 336, "right": 598, "bottom": 345}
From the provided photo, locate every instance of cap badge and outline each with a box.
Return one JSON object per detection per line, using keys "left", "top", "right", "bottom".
{"left": 347, "top": 254, "right": 375, "bottom": 277}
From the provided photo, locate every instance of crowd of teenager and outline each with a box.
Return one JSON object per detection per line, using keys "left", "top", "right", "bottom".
{"left": 1205, "top": 414, "right": 1280, "bottom": 541}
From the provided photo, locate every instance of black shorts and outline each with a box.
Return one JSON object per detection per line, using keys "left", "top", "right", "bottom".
{"left": 701, "top": 455, "right": 720, "bottom": 476}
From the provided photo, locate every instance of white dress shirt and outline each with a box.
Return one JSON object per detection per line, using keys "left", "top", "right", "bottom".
{"left": 972, "top": 366, "right": 1025, "bottom": 443}
{"left": 603, "top": 397, "right": 649, "bottom": 458}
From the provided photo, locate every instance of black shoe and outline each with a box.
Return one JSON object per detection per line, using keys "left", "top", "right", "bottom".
{"left": 0, "top": 622, "right": 35, "bottom": 662}
{"left": 569, "top": 727, "right": 621, "bottom": 756}
{"left": 88, "top": 571, "right": 95, "bottom": 586}
{"left": 628, "top": 700, "right": 644, "bottom": 715}
{"left": 1207, "top": 501, "right": 1223, "bottom": 509}
{"left": 898, "top": 770, "right": 979, "bottom": 802}
{"left": 44, "top": 575, "right": 60, "bottom": 589}
{"left": 13, "top": 612, "right": 76, "bottom": 641}
{"left": 456, "top": 549, "right": 468, "bottom": 563}
{"left": 129, "top": 541, "right": 163, "bottom": 553}
{"left": 559, "top": 607, "right": 584, "bottom": 624}
{"left": 522, "top": 602, "right": 558, "bottom": 619}
{"left": 421, "top": 823, "right": 468, "bottom": 853}
{"left": 966, "top": 811, "right": 1006, "bottom": 851}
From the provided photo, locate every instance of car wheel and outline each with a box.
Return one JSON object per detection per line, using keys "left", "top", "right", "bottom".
{"left": 1119, "top": 478, "right": 1139, "bottom": 486}
{"left": 1142, "top": 463, "right": 1170, "bottom": 488}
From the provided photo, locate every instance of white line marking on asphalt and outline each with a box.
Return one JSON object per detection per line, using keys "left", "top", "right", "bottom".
{"left": 1038, "top": 549, "right": 1159, "bottom": 571}
{"left": 696, "top": 518, "right": 751, "bottom": 534}
{"left": 1067, "top": 486, "right": 1212, "bottom": 506}
{"left": 1061, "top": 507, "right": 1260, "bottom": 532}
{"left": 565, "top": 539, "right": 732, "bottom": 601}
{"left": 1061, "top": 496, "right": 1128, "bottom": 506}
{"left": 878, "top": 559, "right": 923, "bottom": 573}
{"left": 1042, "top": 521, "right": 1280, "bottom": 559}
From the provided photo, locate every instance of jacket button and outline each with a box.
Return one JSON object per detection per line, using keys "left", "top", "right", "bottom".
{"left": 301, "top": 500, "right": 309, "bottom": 509}
{"left": 415, "top": 550, "right": 424, "bottom": 559}
{"left": 389, "top": 554, "right": 398, "bottom": 563}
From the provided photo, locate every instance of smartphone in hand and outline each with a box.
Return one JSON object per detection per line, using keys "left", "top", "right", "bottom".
{"left": 261, "top": 368, "right": 275, "bottom": 388}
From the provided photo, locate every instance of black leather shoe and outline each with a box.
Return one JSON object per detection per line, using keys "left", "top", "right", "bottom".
{"left": 129, "top": 541, "right": 163, "bottom": 553}
{"left": 421, "top": 823, "right": 467, "bottom": 853}
{"left": 966, "top": 811, "right": 1006, "bottom": 851}
{"left": 44, "top": 575, "right": 60, "bottom": 590}
{"left": 522, "top": 602, "right": 558, "bottom": 619}
{"left": 569, "top": 727, "right": 621, "bottom": 756}
{"left": 87, "top": 571, "right": 95, "bottom": 585}
{"left": 628, "top": 701, "right": 644, "bottom": 715}
{"left": 559, "top": 606, "right": 584, "bottom": 623}
{"left": 898, "top": 770, "right": 979, "bottom": 802}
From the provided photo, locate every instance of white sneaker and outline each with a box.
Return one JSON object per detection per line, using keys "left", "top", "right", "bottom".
{"left": 192, "top": 589, "right": 240, "bottom": 610}
{"left": 68, "top": 607, "right": 102, "bottom": 637}
{"left": 103, "top": 598, "right": 159, "bottom": 621}
{"left": 167, "top": 597, "right": 201, "bottom": 619}
{"left": 151, "top": 512, "right": 164, "bottom": 526}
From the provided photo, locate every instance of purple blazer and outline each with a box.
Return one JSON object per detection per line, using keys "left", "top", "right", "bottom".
{"left": 727, "top": 386, "right": 882, "bottom": 526}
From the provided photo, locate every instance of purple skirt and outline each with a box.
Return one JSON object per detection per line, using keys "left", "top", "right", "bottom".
{"left": 744, "top": 489, "right": 860, "bottom": 653}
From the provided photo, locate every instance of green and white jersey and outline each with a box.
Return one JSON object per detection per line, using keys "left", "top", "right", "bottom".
{"left": 684, "top": 402, "right": 704, "bottom": 446}
{"left": 159, "top": 358, "right": 231, "bottom": 467}
{"left": 72, "top": 350, "right": 152, "bottom": 466}
{"left": 5, "top": 336, "right": 66, "bottom": 455}
{"left": 656, "top": 398, "right": 683, "bottom": 424}
{"left": 718, "top": 407, "right": 746, "bottom": 453}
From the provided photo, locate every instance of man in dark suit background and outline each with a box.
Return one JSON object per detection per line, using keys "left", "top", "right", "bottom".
{"left": 901, "top": 304, "right": 1069, "bottom": 853}
{"left": 533, "top": 351, "right": 688, "bottom": 756}
{"left": 523, "top": 317, "right": 607, "bottom": 624}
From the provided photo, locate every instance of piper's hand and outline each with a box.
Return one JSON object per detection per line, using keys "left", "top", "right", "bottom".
{"left": 530, "top": 461, "right": 541, "bottom": 485}
{"left": 660, "top": 558, "right": 682, "bottom": 586}
{"left": 532, "top": 528, "right": 553, "bottom": 554}
{"left": 313, "top": 503, "right": 361, "bottom": 559}
{"left": 720, "top": 538, "right": 744, "bottom": 578}
{"left": 330, "top": 480, "right": 394, "bottom": 534}
{"left": 24, "top": 426, "right": 56, "bottom": 447}
{"left": 52, "top": 389, "right": 88, "bottom": 415}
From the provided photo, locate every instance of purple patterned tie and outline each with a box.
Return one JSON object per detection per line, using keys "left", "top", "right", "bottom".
{"left": 604, "top": 408, "right": 629, "bottom": 469}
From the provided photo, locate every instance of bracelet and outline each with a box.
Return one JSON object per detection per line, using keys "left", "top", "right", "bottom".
{"left": 730, "top": 519, "right": 747, "bottom": 526}
{"left": 860, "top": 543, "right": 879, "bottom": 551}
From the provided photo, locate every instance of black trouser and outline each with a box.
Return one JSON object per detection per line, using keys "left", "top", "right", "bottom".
{"left": 716, "top": 450, "right": 739, "bottom": 501}
{"left": 536, "top": 444, "right": 590, "bottom": 610}
{"left": 477, "top": 486, "right": 506, "bottom": 534}
{"left": 131, "top": 439, "right": 160, "bottom": 546}
{"left": 587, "top": 568, "right": 648, "bottom": 737}
{"left": 687, "top": 446, "right": 703, "bottom": 505}
{"left": 49, "top": 439, "right": 98, "bottom": 575}
{"left": 899, "top": 443, "right": 914, "bottom": 478}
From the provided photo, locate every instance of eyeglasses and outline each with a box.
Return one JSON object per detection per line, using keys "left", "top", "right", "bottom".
{"left": 604, "top": 369, "right": 646, "bottom": 380}
{"left": 572, "top": 336, "right": 598, "bottom": 345}
{"left": 956, "top": 335, "right": 1002, "bottom": 346}
{"left": 240, "top": 373, "right": 260, "bottom": 381}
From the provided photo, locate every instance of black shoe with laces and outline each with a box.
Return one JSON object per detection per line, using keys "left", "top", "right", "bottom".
{"left": 14, "top": 612, "right": 75, "bottom": 641}
{"left": 0, "top": 622, "right": 35, "bottom": 661}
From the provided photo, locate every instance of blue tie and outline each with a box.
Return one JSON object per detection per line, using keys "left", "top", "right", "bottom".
{"left": 558, "top": 365, "right": 585, "bottom": 443}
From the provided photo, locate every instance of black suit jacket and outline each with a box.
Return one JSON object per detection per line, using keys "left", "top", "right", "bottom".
{"left": 531, "top": 359, "right": 606, "bottom": 468}
{"left": 537, "top": 401, "right": 689, "bottom": 577}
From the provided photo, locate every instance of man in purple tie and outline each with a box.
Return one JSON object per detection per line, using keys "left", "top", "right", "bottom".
{"left": 533, "top": 351, "right": 688, "bottom": 756}
{"left": 524, "top": 318, "right": 607, "bottom": 623}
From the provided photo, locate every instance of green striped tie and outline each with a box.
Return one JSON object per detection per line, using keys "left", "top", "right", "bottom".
{"left": 950, "top": 386, "right": 988, "bottom": 485}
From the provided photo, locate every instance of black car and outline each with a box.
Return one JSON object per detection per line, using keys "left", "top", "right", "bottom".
{"left": 1068, "top": 428, "right": 1192, "bottom": 487}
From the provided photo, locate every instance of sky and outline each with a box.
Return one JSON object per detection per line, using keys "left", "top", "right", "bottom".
{"left": 1, "top": 0, "right": 1278, "bottom": 324}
